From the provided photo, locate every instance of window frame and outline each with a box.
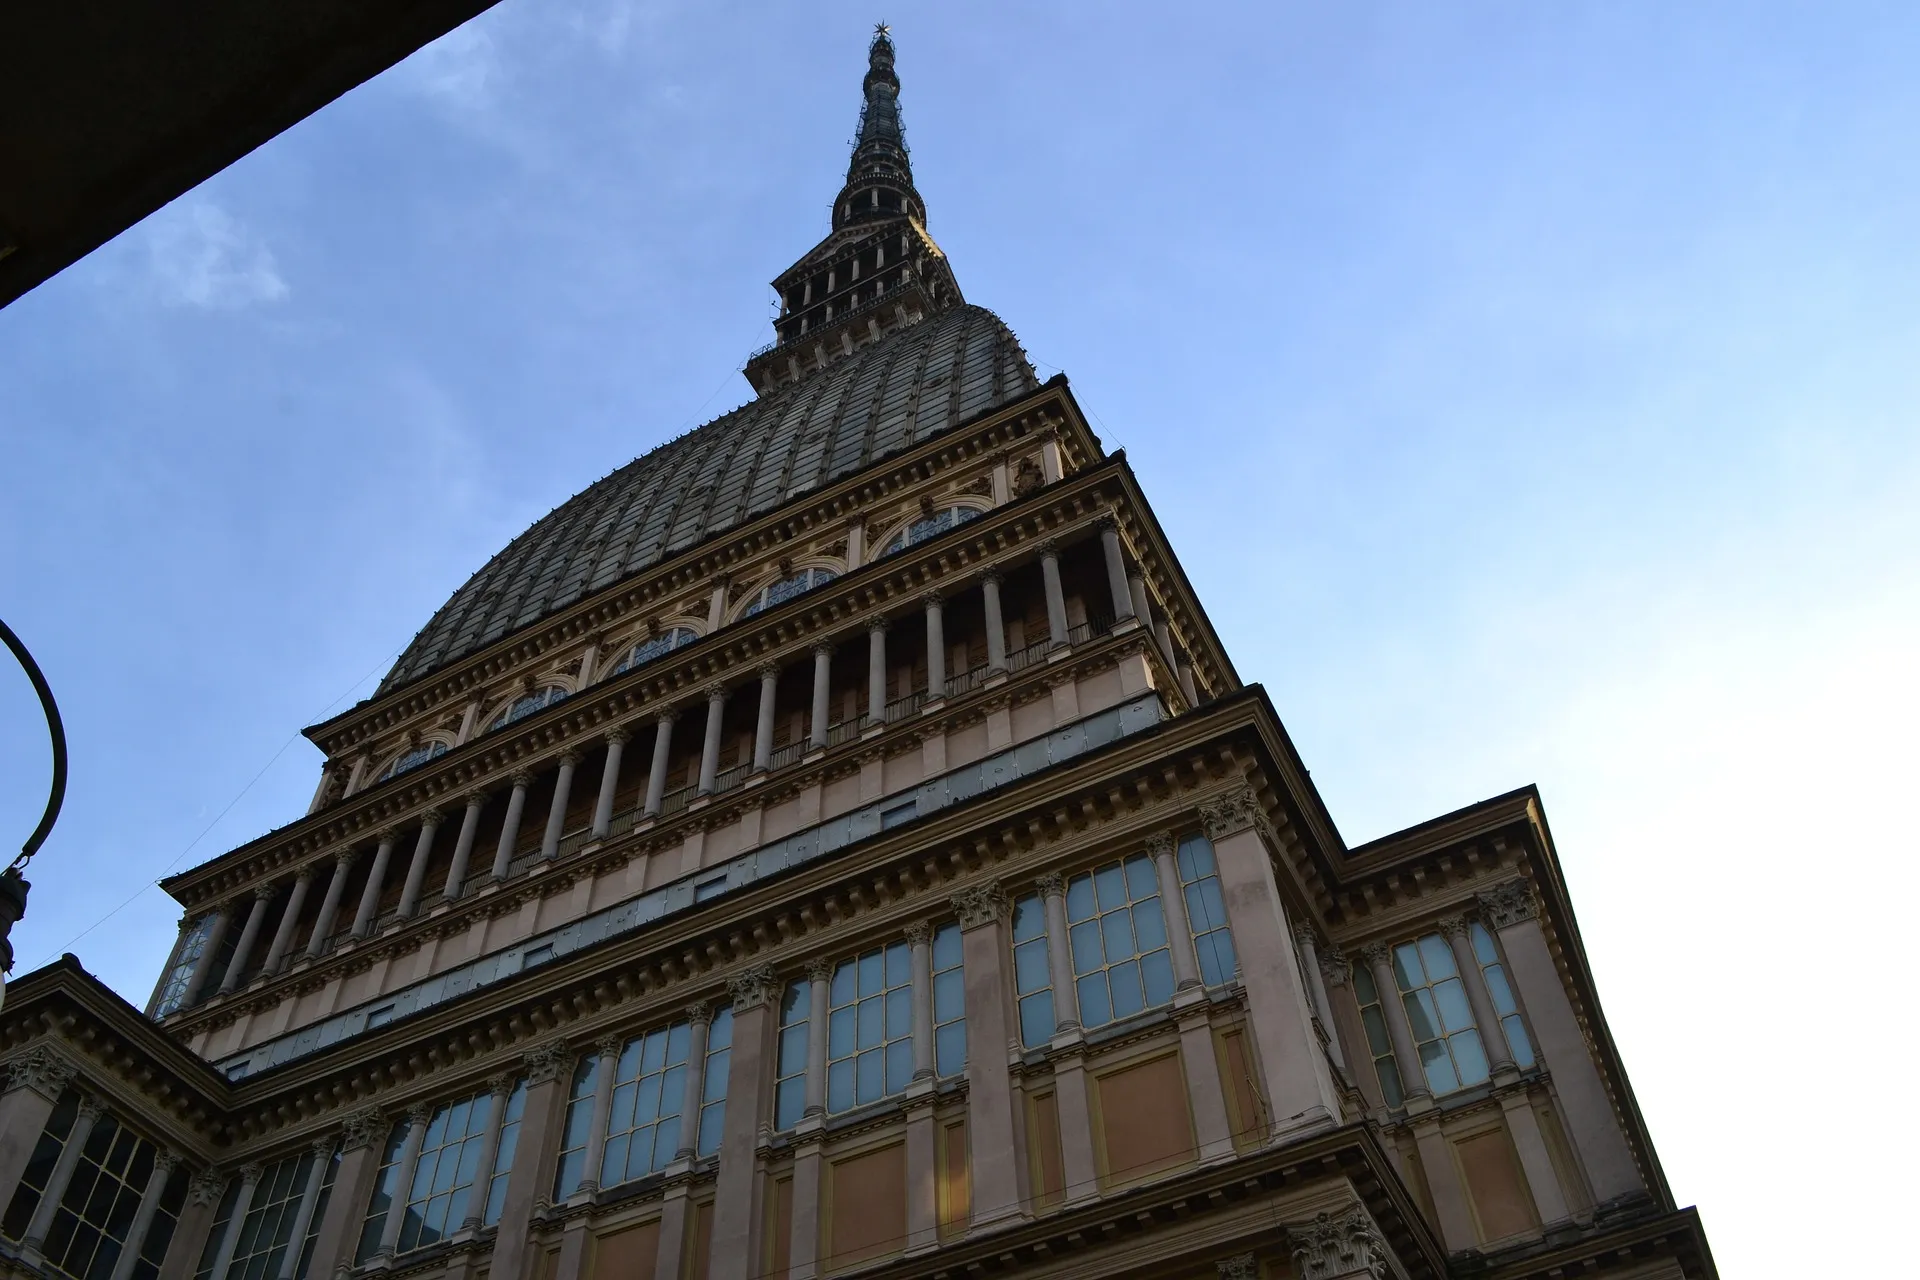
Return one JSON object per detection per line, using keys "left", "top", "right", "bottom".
{"left": 1063, "top": 855, "right": 1176, "bottom": 1029}
{"left": 1173, "top": 833, "right": 1237, "bottom": 987}
{"left": 1392, "top": 934, "right": 1491, "bottom": 1097}
{"left": 608, "top": 626, "right": 698, "bottom": 678}
{"left": 1009, "top": 892, "right": 1055, "bottom": 1048}
{"left": 825, "top": 940, "right": 915, "bottom": 1114}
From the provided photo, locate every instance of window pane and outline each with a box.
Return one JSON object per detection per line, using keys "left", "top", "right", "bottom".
{"left": 857, "top": 951, "right": 884, "bottom": 996}
{"left": 1470, "top": 922, "right": 1499, "bottom": 966}
{"left": 856, "top": 1049, "right": 884, "bottom": 1104}
{"left": 1433, "top": 979, "right": 1474, "bottom": 1034}
{"left": 884, "top": 943, "right": 910, "bottom": 989}
{"left": 1141, "top": 950, "right": 1175, "bottom": 1007}
{"left": 1483, "top": 964, "right": 1519, "bottom": 1016}
{"left": 827, "top": 1061, "right": 852, "bottom": 1114}
{"left": 935, "top": 1023, "right": 965, "bottom": 1077}
{"left": 1109, "top": 958, "right": 1143, "bottom": 1019}
{"left": 1013, "top": 940, "right": 1051, "bottom": 995}
{"left": 1077, "top": 974, "right": 1112, "bottom": 1028}
{"left": 1065, "top": 876, "right": 1095, "bottom": 922}
{"left": 885, "top": 988, "right": 912, "bottom": 1040}
{"left": 1352, "top": 963, "right": 1379, "bottom": 1006}
{"left": 828, "top": 1006, "right": 855, "bottom": 1057}
{"left": 1099, "top": 912, "right": 1134, "bottom": 964}
{"left": 1093, "top": 864, "right": 1127, "bottom": 911}
{"left": 1011, "top": 895, "right": 1047, "bottom": 942}
{"left": 856, "top": 998, "right": 883, "bottom": 1050}
{"left": 1123, "top": 856, "right": 1158, "bottom": 900}
{"left": 1131, "top": 899, "right": 1168, "bottom": 951}
{"left": 932, "top": 924, "right": 962, "bottom": 970}
{"left": 1069, "top": 921, "right": 1104, "bottom": 974}
{"left": 1404, "top": 990, "right": 1442, "bottom": 1043}
{"left": 1177, "top": 834, "right": 1216, "bottom": 877}
{"left": 1417, "top": 934, "right": 1457, "bottom": 980}
{"left": 932, "top": 969, "right": 964, "bottom": 1022}
{"left": 830, "top": 962, "right": 855, "bottom": 1005}
{"left": 885, "top": 1040, "right": 913, "bottom": 1094}
{"left": 1418, "top": 1041, "right": 1459, "bottom": 1096}
{"left": 1019, "top": 992, "right": 1055, "bottom": 1046}
{"left": 1451, "top": 1029, "right": 1490, "bottom": 1086}
{"left": 1502, "top": 1015, "right": 1536, "bottom": 1069}
{"left": 1392, "top": 944, "right": 1424, "bottom": 992}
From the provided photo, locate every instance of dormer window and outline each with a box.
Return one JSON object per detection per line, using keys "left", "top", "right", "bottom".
{"left": 489, "top": 686, "right": 569, "bottom": 732}
{"left": 882, "top": 505, "right": 980, "bottom": 557}
{"left": 743, "top": 567, "right": 838, "bottom": 618}
{"left": 609, "top": 626, "right": 697, "bottom": 677}
{"left": 380, "top": 740, "right": 448, "bottom": 780}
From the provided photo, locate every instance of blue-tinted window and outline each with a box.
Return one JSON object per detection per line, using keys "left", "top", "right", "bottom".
{"left": 1175, "top": 834, "right": 1237, "bottom": 986}
{"left": 610, "top": 627, "right": 697, "bottom": 677}
{"left": 931, "top": 924, "right": 965, "bottom": 1077}
{"left": 743, "top": 568, "right": 837, "bottom": 618}
{"left": 1009, "top": 893, "right": 1054, "bottom": 1047}
{"left": 1064, "top": 856, "right": 1175, "bottom": 1029}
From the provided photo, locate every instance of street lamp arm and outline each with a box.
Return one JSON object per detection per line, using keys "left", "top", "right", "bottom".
{"left": 1, "top": 616, "right": 66, "bottom": 872}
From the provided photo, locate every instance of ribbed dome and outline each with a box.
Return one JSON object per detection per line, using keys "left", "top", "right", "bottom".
{"left": 380, "top": 305, "right": 1038, "bottom": 693}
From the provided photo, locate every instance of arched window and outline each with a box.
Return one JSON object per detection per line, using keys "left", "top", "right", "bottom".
{"left": 488, "top": 686, "right": 568, "bottom": 733}
{"left": 609, "top": 627, "right": 697, "bottom": 677}
{"left": 742, "top": 567, "right": 837, "bottom": 618}
{"left": 380, "top": 740, "right": 448, "bottom": 781}
{"left": 881, "top": 505, "right": 980, "bottom": 557}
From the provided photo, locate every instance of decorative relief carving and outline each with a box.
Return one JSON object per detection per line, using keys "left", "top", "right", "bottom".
{"left": 155, "top": 1149, "right": 184, "bottom": 1175}
{"left": 1360, "top": 942, "right": 1394, "bottom": 970}
{"left": 727, "top": 963, "right": 780, "bottom": 1011}
{"left": 1319, "top": 945, "right": 1351, "bottom": 987}
{"left": 237, "top": 1162, "right": 265, "bottom": 1187}
{"left": 1286, "top": 1204, "right": 1391, "bottom": 1279}
{"left": 1215, "top": 1255, "right": 1259, "bottom": 1280}
{"left": 1035, "top": 872, "right": 1066, "bottom": 898}
{"left": 1478, "top": 879, "right": 1537, "bottom": 929}
{"left": 806, "top": 958, "right": 834, "bottom": 984}
{"left": 1436, "top": 914, "right": 1470, "bottom": 941}
{"left": 685, "top": 1001, "right": 713, "bottom": 1027}
{"left": 595, "top": 1035, "right": 621, "bottom": 1059}
{"left": 406, "top": 1102, "right": 435, "bottom": 1127}
{"left": 487, "top": 1073, "right": 516, "bottom": 1097}
{"left": 309, "top": 1136, "right": 337, "bottom": 1158}
{"left": 1198, "top": 786, "right": 1263, "bottom": 840}
{"left": 904, "top": 920, "right": 933, "bottom": 947}
{"left": 6, "top": 1045, "right": 77, "bottom": 1100}
{"left": 1143, "top": 832, "right": 1176, "bottom": 861}
{"left": 188, "top": 1171, "right": 227, "bottom": 1207}
{"left": 78, "top": 1094, "right": 108, "bottom": 1121}
{"left": 523, "top": 1038, "right": 574, "bottom": 1085}
{"left": 951, "top": 880, "right": 1009, "bottom": 929}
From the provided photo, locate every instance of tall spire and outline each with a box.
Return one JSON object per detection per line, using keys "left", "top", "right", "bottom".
{"left": 834, "top": 24, "right": 926, "bottom": 231}
{"left": 743, "top": 26, "right": 963, "bottom": 395}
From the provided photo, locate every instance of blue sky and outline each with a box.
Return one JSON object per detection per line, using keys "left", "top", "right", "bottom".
{"left": 2, "top": 3, "right": 1916, "bottom": 1271}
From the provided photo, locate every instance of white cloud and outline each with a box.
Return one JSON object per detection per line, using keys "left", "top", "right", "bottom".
{"left": 143, "top": 200, "right": 289, "bottom": 309}
{"left": 406, "top": 21, "right": 501, "bottom": 113}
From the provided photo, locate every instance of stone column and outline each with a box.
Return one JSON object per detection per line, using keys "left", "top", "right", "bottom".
{"left": 459, "top": 1075, "right": 515, "bottom": 1232}
{"left": 866, "top": 617, "right": 888, "bottom": 724}
{"left": 980, "top": 571, "right": 1008, "bottom": 672}
{"left": 306, "top": 853, "right": 353, "bottom": 958}
{"left": 456, "top": 694, "right": 485, "bottom": 745}
{"left": 673, "top": 1004, "right": 712, "bottom": 1160}
{"left": 539, "top": 753, "right": 580, "bottom": 859}
{"left": 397, "top": 810, "right": 444, "bottom": 920}
{"left": 491, "top": 1041, "right": 573, "bottom": 1280}
{"left": 1199, "top": 789, "right": 1340, "bottom": 1138}
{"left": 1175, "top": 1002, "right": 1236, "bottom": 1165}
{"left": 951, "top": 882, "right": 1024, "bottom": 1228}
{"left": 1294, "top": 924, "right": 1344, "bottom": 1069}
{"left": 1362, "top": 943, "right": 1427, "bottom": 1103}
{"left": 0, "top": 1048, "right": 75, "bottom": 1207}
{"left": 578, "top": 1037, "right": 620, "bottom": 1195}
{"left": 492, "top": 772, "right": 533, "bottom": 880}
{"left": 1499, "top": 1090, "right": 1572, "bottom": 1226}
{"left": 376, "top": 1104, "right": 433, "bottom": 1258}
{"left": 262, "top": 869, "right": 313, "bottom": 974}
{"left": 592, "top": 729, "right": 629, "bottom": 837}
{"left": 1036, "top": 873, "right": 1080, "bottom": 1031}
{"left": 790, "top": 961, "right": 831, "bottom": 1280}
{"left": 1439, "top": 915, "right": 1515, "bottom": 1074}
{"left": 1127, "top": 572, "right": 1153, "bottom": 640}
{"left": 306, "top": 764, "right": 334, "bottom": 816}
{"left": 753, "top": 666, "right": 779, "bottom": 772}
{"left": 706, "top": 576, "right": 729, "bottom": 631}
{"left": 1285, "top": 1202, "right": 1399, "bottom": 1279}
{"left": 804, "top": 960, "right": 831, "bottom": 1118}
{"left": 273, "top": 1141, "right": 333, "bottom": 1280}
{"left": 443, "top": 793, "right": 486, "bottom": 902}
{"left": 203, "top": 1162, "right": 264, "bottom": 1280}
{"left": 644, "top": 712, "right": 675, "bottom": 816}
{"left": 923, "top": 592, "right": 946, "bottom": 699}
{"left": 907, "top": 922, "right": 934, "bottom": 1080}
{"left": 697, "top": 686, "right": 727, "bottom": 794}
{"left": 1038, "top": 540, "right": 1069, "bottom": 648}
{"left": 1096, "top": 516, "right": 1134, "bottom": 621}
{"left": 1036, "top": 426, "right": 1063, "bottom": 484}
{"left": 808, "top": 645, "right": 832, "bottom": 750}
{"left": 1478, "top": 880, "right": 1642, "bottom": 1202}
{"left": 217, "top": 888, "right": 274, "bottom": 993}
{"left": 156, "top": 1172, "right": 224, "bottom": 1280}
{"left": 1147, "top": 834, "right": 1202, "bottom": 991}
{"left": 711, "top": 965, "right": 779, "bottom": 1280}
{"left": 350, "top": 830, "right": 398, "bottom": 939}
{"left": 1176, "top": 658, "right": 1199, "bottom": 705}
{"left": 183, "top": 904, "right": 234, "bottom": 1005}
{"left": 344, "top": 752, "right": 372, "bottom": 797}
{"left": 304, "top": 1107, "right": 387, "bottom": 1280}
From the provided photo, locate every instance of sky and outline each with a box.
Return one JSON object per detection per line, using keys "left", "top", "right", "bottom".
{"left": 2, "top": 2, "right": 1916, "bottom": 1272}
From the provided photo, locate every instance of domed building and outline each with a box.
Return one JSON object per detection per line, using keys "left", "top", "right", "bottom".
{"left": 0, "top": 28, "right": 1714, "bottom": 1280}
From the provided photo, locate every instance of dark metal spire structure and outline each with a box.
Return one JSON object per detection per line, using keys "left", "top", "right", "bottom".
{"left": 834, "top": 24, "right": 924, "bottom": 231}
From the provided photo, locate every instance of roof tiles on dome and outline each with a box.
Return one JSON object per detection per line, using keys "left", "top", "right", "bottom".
{"left": 379, "top": 304, "right": 1037, "bottom": 693}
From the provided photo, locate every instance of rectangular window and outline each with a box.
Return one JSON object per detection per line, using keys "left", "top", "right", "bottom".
{"left": 1065, "top": 855, "right": 1174, "bottom": 1028}
{"left": 1175, "top": 834, "right": 1237, "bottom": 986}
{"left": 153, "top": 914, "right": 217, "bottom": 1018}
{"left": 131, "top": 1159, "right": 191, "bottom": 1280}
{"left": 1350, "top": 963, "right": 1406, "bottom": 1108}
{"left": 549, "top": 1055, "right": 599, "bottom": 1202}
{"left": 826, "top": 941, "right": 913, "bottom": 1113}
{"left": 365, "top": 1005, "right": 395, "bottom": 1030}
{"left": 693, "top": 875, "right": 727, "bottom": 903}
{"left": 482, "top": 1081, "right": 527, "bottom": 1226}
{"left": 223, "top": 1149, "right": 314, "bottom": 1280}
{"left": 697, "top": 1007, "right": 732, "bottom": 1157}
{"left": 398, "top": 1096, "right": 489, "bottom": 1252}
{"left": 1470, "top": 923, "right": 1536, "bottom": 1069}
{"left": 773, "top": 981, "right": 810, "bottom": 1131}
{"left": 522, "top": 945, "right": 554, "bottom": 969}
{"left": 930, "top": 923, "right": 965, "bottom": 1077}
{"left": 600, "top": 1023, "right": 691, "bottom": 1188}
{"left": 1394, "top": 935, "right": 1491, "bottom": 1095}
{"left": 39, "top": 1112, "right": 160, "bottom": 1280}
{"left": 2, "top": 1090, "right": 79, "bottom": 1240}
{"left": 193, "top": 1178, "right": 240, "bottom": 1280}
{"left": 354, "top": 1125, "right": 407, "bottom": 1265}
{"left": 1010, "top": 894, "right": 1055, "bottom": 1047}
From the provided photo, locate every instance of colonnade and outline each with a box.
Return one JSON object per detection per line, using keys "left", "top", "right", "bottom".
{"left": 164, "top": 520, "right": 1197, "bottom": 1017}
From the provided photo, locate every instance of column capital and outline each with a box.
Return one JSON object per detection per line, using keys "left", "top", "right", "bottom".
{"left": 419, "top": 807, "right": 446, "bottom": 828}
{"left": 1477, "top": 879, "right": 1537, "bottom": 929}
{"left": 919, "top": 589, "right": 943, "bottom": 607}
{"left": 757, "top": 661, "right": 781, "bottom": 680}
{"left": 510, "top": 769, "right": 537, "bottom": 789}
{"left": 406, "top": 1102, "right": 435, "bottom": 1128}
{"left": 1435, "top": 914, "right": 1471, "bottom": 942}
{"left": 1285, "top": 1203, "right": 1392, "bottom": 1280}
{"left": 595, "top": 1035, "right": 622, "bottom": 1059}
{"left": 904, "top": 920, "right": 932, "bottom": 947}
{"left": 373, "top": 827, "right": 398, "bottom": 847}
{"left": 237, "top": 1162, "right": 266, "bottom": 1187}
{"left": 333, "top": 848, "right": 357, "bottom": 871}
{"left": 1292, "top": 921, "right": 1321, "bottom": 949}
{"left": 1360, "top": 941, "right": 1395, "bottom": 970}
{"left": 78, "top": 1094, "right": 109, "bottom": 1122}
{"left": 523, "top": 1037, "right": 575, "bottom": 1084}
{"left": 291, "top": 863, "right": 318, "bottom": 885}
{"left": 703, "top": 682, "right": 728, "bottom": 703}
{"left": 1143, "top": 831, "right": 1176, "bottom": 861}
{"left": 1035, "top": 872, "right": 1066, "bottom": 899}
{"left": 188, "top": 1170, "right": 226, "bottom": 1208}
{"left": 806, "top": 957, "right": 834, "bottom": 984}
{"left": 1093, "top": 513, "right": 1120, "bottom": 534}
{"left": 685, "top": 1000, "right": 713, "bottom": 1027}
{"left": 1197, "top": 785, "right": 1266, "bottom": 841}
{"left": 487, "top": 1072, "right": 516, "bottom": 1097}
{"left": 252, "top": 884, "right": 277, "bottom": 903}
{"left": 1214, "top": 1255, "right": 1258, "bottom": 1280}
{"left": 1319, "top": 945, "right": 1351, "bottom": 988}
{"left": 309, "top": 1136, "right": 337, "bottom": 1159}
{"left": 5, "top": 1044, "right": 77, "bottom": 1101}
{"left": 1036, "top": 537, "right": 1061, "bottom": 557}
{"left": 154, "top": 1149, "right": 185, "bottom": 1175}
{"left": 950, "top": 880, "right": 1009, "bottom": 930}
{"left": 655, "top": 707, "right": 677, "bottom": 727}
{"left": 727, "top": 963, "right": 781, "bottom": 1011}
{"left": 556, "top": 750, "right": 581, "bottom": 768}
{"left": 464, "top": 789, "right": 490, "bottom": 809}
{"left": 811, "top": 641, "right": 835, "bottom": 658}
{"left": 866, "top": 614, "right": 889, "bottom": 634}
{"left": 979, "top": 567, "right": 1003, "bottom": 586}
{"left": 605, "top": 726, "right": 631, "bottom": 746}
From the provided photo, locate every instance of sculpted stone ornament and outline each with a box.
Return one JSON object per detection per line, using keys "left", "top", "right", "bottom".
{"left": 1478, "top": 879, "right": 1538, "bottom": 930}
{"left": 1360, "top": 942, "right": 1395, "bottom": 971}
{"left": 1436, "top": 914, "right": 1470, "bottom": 941}
{"left": 806, "top": 957, "right": 834, "bottom": 984}
{"left": 904, "top": 920, "right": 933, "bottom": 947}
{"left": 728, "top": 963, "right": 781, "bottom": 1011}
{"left": 1143, "top": 831, "right": 1176, "bottom": 861}
{"left": 1035, "top": 872, "right": 1066, "bottom": 899}
{"left": 523, "top": 1038, "right": 575, "bottom": 1085}
{"left": 6, "top": 1045, "right": 78, "bottom": 1100}
{"left": 1286, "top": 1203, "right": 1391, "bottom": 1279}
{"left": 189, "top": 1170, "right": 227, "bottom": 1208}
{"left": 950, "top": 880, "right": 1009, "bottom": 929}
{"left": 1319, "top": 945, "right": 1351, "bottom": 988}
{"left": 1198, "top": 786, "right": 1263, "bottom": 841}
{"left": 487, "top": 1073, "right": 516, "bottom": 1097}
{"left": 1215, "top": 1255, "right": 1259, "bottom": 1280}
{"left": 685, "top": 1001, "right": 713, "bottom": 1027}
